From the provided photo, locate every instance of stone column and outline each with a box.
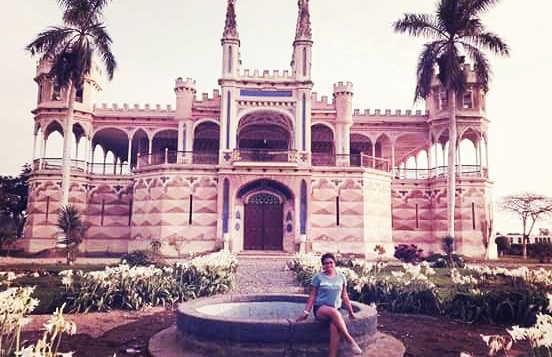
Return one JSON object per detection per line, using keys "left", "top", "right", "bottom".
{"left": 371, "top": 142, "right": 376, "bottom": 168}
{"left": 185, "top": 120, "right": 194, "bottom": 163}
{"left": 391, "top": 141, "right": 396, "bottom": 175}
{"left": 148, "top": 136, "right": 153, "bottom": 164}
{"left": 485, "top": 136, "right": 490, "bottom": 177}
{"left": 177, "top": 120, "right": 185, "bottom": 163}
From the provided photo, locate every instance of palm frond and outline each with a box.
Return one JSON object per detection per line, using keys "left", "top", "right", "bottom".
{"left": 414, "top": 41, "right": 443, "bottom": 101}
{"left": 393, "top": 14, "right": 444, "bottom": 39}
{"left": 465, "top": 32, "right": 510, "bottom": 56}
{"left": 437, "top": 0, "right": 462, "bottom": 36}
{"left": 462, "top": 43, "right": 491, "bottom": 91}
{"left": 436, "top": 45, "right": 466, "bottom": 93}
{"left": 59, "top": 0, "right": 111, "bottom": 26}
{"left": 465, "top": 0, "right": 500, "bottom": 17}
{"left": 25, "top": 27, "right": 74, "bottom": 56}
{"left": 87, "top": 23, "right": 117, "bottom": 79}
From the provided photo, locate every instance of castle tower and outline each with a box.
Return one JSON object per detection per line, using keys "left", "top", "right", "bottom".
{"left": 291, "top": 0, "right": 313, "bottom": 81}
{"left": 221, "top": 0, "right": 240, "bottom": 79}
{"left": 333, "top": 81, "right": 354, "bottom": 163}
{"left": 34, "top": 58, "right": 103, "bottom": 113}
{"left": 219, "top": 0, "right": 241, "bottom": 164}
{"left": 174, "top": 77, "right": 197, "bottom": 157}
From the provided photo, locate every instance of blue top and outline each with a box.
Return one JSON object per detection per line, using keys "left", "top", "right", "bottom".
{"left": 311, "top": 272, "right": 346, "bottom": 308}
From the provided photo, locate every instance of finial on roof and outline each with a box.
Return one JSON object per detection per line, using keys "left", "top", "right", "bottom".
{"left": 223, "top": 0, "right": 239, "bottom": 39}
{"left": 295, "top": 0, "right": 312, "bottom": 41}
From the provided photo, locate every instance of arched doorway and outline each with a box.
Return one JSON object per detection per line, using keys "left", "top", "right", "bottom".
{"left": 244, "top": 192, "right": 284, "bottom": 250}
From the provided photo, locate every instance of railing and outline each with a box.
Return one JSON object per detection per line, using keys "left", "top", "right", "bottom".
{"left": 232, "top": 149, "right": 297, "bottom": 163}
{"left": 33, "top": 158, "right": 130, "bottom": 176}
{"left": 394, "top": 165, "right": 488, "bottom": 179}
{"left": 137, "top": 150, "right": 219, "bottom": 168}
{"left": 311, "top": 153, "right": 391, "bottom": 172}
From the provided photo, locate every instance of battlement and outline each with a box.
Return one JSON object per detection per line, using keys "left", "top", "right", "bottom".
{"left": 175, "top": 77, "right": 197, "bottom": 93}
{"left": 333, "top": 81, "right": 354, "bottom": 95}
{"left": 94, "top": 103, "right": 174, "bottom": 113}
{"left": 194, "top": 89, "right": 222, "bottom": 104}
{"left": 311, "top": 92, "right": 334, "bottom": 108}
{"left": 240, "top": 69, "right": 294, "bottom": 80}
{"left": 352, "top": 108, "right": 429, "bottom": 118}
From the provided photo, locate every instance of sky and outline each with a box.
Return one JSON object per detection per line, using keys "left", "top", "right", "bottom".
{"left": 1, "top": 0, "right": 551, "bottom": 234}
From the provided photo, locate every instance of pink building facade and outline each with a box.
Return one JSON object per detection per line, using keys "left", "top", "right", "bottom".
{"left": 22, "top": 0, "right": 493, "bottom": 257}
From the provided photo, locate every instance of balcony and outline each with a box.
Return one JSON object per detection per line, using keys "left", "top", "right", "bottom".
{"left": 137, "top": 151, "right": 219, "bottom": 168}
{"left": 394, "top": 165, "right": 488, "bottom": 179}
{"left": 311, "top": 153, "right": 391, "bottom": 172}
{"left": 33, "top": 158, "right": 130, "bottom": 176}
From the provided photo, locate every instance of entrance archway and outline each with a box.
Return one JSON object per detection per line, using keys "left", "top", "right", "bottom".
{"left": 244, "top": 192, "right": 284, "bottom": 250}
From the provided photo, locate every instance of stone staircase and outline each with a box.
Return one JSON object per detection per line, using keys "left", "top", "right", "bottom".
{"left": 232, "top": 253, "right": 305, "bottom": 294}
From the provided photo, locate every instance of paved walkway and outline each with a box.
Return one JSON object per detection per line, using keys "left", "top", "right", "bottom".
{"left": 231, "top": 256, "right": 305, "bottom": 294}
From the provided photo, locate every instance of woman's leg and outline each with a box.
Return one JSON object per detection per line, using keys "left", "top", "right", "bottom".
{"left": 329, "top": 322, "right": 340, "bottom": 357}
{"left": 316, "top": 305, "right": 356, "bottom": 345}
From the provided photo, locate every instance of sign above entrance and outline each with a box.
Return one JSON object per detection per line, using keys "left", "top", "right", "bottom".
{"left": 240, "top": 89, "right": 293, "bottom": 97}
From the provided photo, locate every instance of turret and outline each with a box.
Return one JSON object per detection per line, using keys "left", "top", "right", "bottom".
{"left": 174, "top": 77, "right": 196, "bottom": 120}
{"left": 427, "top": 64, "right": 486, "bottom": 119}
{"left": 34, "top": 58, "right": 102, "bottom": 113}
{"left": 333, "top": 81, "right": 354, "bottom": 159}
{"left": 221, "top": 0, "right": 240, "bottom": 79}
{"left": 291, "top": 0, "right": 313, "bottom": 81}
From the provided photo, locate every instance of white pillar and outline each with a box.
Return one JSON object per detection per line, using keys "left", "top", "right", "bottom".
{"left": 391, "top": 141, "right": 396, "bottom": 175}
{"left": 371, "top": 142, "right": 376, "bottom": 168}
{"left": 185, "top": 120, "right": 194, "bottom": 152}
{"left": 32, "top": 133, "right": 38, "bottom": 162}
{"left": 148, "top": 137, "right": 153, "bottom": 164}
{"left": 127, "top": 136, "right": 132, "bottom": 170}
{"left": 177, "top": 120, "right": 185, "bottom": 163}
{"left": 414, "top": 156, "right": 418, "bottom": 179}
{"left": 485, "top": 136, "right": 489, "bottom": 177}
{"left": 426, "top": 148, "right": 431, "bottom": 177}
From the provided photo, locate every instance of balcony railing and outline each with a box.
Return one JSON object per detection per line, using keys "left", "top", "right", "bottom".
{"left": 394, "top": 165, "right": 488, "bottom": 179}
{"left": 311, "top": 153, "right": 391, "bottom": 172}
{"left": 137, "top": 150, "right": 219, "bottom": 168}
{"left": 33, "top": 158, "right": 129, "bottom": 176}
{"left": 232, "top": 149, "right": 297, "bottom": 163}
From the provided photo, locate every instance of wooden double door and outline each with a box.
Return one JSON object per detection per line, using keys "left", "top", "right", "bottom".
{"left": 244, "top": 192, "right": 283, "bottom": 250}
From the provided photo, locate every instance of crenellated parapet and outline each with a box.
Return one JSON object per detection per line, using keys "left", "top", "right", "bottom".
{"left": 94, "top": 103, "right": 174, "bottom": 114}
{"left": 240, "top": 69, "right": 294, "bottom": 81}
{"left": 333, "top": 81, "right": 354, "bottom": 96}
{"left": 352, "top": 108, "right": 428, "bottom": 119}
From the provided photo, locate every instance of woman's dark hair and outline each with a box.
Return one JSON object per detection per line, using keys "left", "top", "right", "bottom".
{"left": 321, "top": 253, "right": 336, "bottom": 264}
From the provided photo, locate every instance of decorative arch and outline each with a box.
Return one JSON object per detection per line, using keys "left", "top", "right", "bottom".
{"left": 311, "top": 123, "right": 335, "bottom": 165}
{"left": 44, "top": 120, "right": 64, "bottom": 139}
{"left": 311, "top": 121, "right": 335, "bottom": 136}
{"left": 193, "top": 118, "right": 219, "bottom": 131}
{"left": 237, "top": 110, "right": 294, "bottom": 150}
{"left": 237, "top": 179, "right": 294, "bottom": 201}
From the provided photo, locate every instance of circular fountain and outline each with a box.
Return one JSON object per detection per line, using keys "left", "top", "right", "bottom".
{"left": 149, "top": 294, "right": 404, "bottom": 357}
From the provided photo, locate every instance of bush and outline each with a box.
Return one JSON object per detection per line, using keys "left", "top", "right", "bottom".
{"left": 62, "top": 251, "right": 238, "bottom": 312}
{"left": 426, "top": 253, "right": 465, "bottom": 268}
{"left": 529, "top": 241, "right": 552, "bottom": 263}
{"left": 495, "top": 236, "right": 511, "bottom": 256}
{"left": 120, "top": 249, "right": 164, "bottom": 267}
{"left": 394, "top": 244, "right": 424, "bottom": 264}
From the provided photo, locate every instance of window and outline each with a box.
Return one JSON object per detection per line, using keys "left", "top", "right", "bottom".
{"left": 336, "top": 196, "right": 340, "bottom": 226}
{"left": 439, "top": 91, "right": 448, "bottom": 110}
{"left": 75, "top": 87, "right": 83, "bottom": 103}
{"left": 415, "top": 204, "right": 419, "bottom": 229}
{"left": 51, "top": 84, "right": 61, "bottom": 101}
{"left": 463, "top": 91, "right": 473, "bottom": 109}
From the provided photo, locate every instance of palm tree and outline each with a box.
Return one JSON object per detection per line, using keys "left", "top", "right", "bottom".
{"left": 26, "top": 0, "right": 116, "bottom": 207}
{"left": 393, "top": 0, "right": 509, "bottom": 239}
{"left": 56, "top": 205, "right": 86, "bottom": 264}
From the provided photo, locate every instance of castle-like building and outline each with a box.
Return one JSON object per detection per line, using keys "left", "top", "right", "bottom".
{"left": 22, "top": 0, "right": 493, "bottom": 257}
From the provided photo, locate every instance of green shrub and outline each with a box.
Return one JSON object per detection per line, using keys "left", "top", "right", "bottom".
{"left": 394, "top": 244, "right": 424, "bottom": 264}
{"left": 529, "top": 241, "right": 552, "bottom": 263}
{"left": 426, "top": 253, "right": 465, "bottom": 268}
{"left": 120, "top": 249, "right": 165, "bottom": 267}
{"left": 61, "top": 251, "right": 237, "bottom": 312}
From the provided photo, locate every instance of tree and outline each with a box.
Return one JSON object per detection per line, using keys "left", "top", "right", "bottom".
{"left": 0, "top": 164, "right": 31, "bottom": 252}
{"left": 56, "top": 205, "right": 87, "bottom": 264}
{"left": 501, "top": 193, "right": 552, "bottom": 259}
{"left": 26, "top": 0, "right": 116, "bottom": 207}
{"left": 394, "top": 0, "right": 509, "bottom": 238}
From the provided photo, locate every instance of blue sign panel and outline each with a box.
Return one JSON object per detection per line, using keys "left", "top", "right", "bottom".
{"left": 240, "top": 89, "right": 293, "bottom": 97}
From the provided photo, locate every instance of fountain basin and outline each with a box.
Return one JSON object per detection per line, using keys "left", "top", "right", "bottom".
{"left": 175, "top": 294, "right": 378, "bottom": 357}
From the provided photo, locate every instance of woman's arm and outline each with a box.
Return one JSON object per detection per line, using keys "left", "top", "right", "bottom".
{"left": 341, "top": 282, "right": 355, "bottom": 318}
{"left": 296, "top": 286, "right": 317, "bottom": 322}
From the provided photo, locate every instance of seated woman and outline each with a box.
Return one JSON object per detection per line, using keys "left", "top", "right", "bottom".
{"left": 296, "top": 253, "right": 363, "bottom": 357}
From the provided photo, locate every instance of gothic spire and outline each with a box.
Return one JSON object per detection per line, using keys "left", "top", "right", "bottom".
{"left": 295, "top": 0, "right": 312, "bottom": 41}
{"left": 223, "top": 0, "right": 239, "bottom": 39}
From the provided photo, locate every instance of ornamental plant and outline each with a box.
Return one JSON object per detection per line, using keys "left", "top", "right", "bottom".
{"left": 61, "top": 250, "right": 238, "bottom": 312}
